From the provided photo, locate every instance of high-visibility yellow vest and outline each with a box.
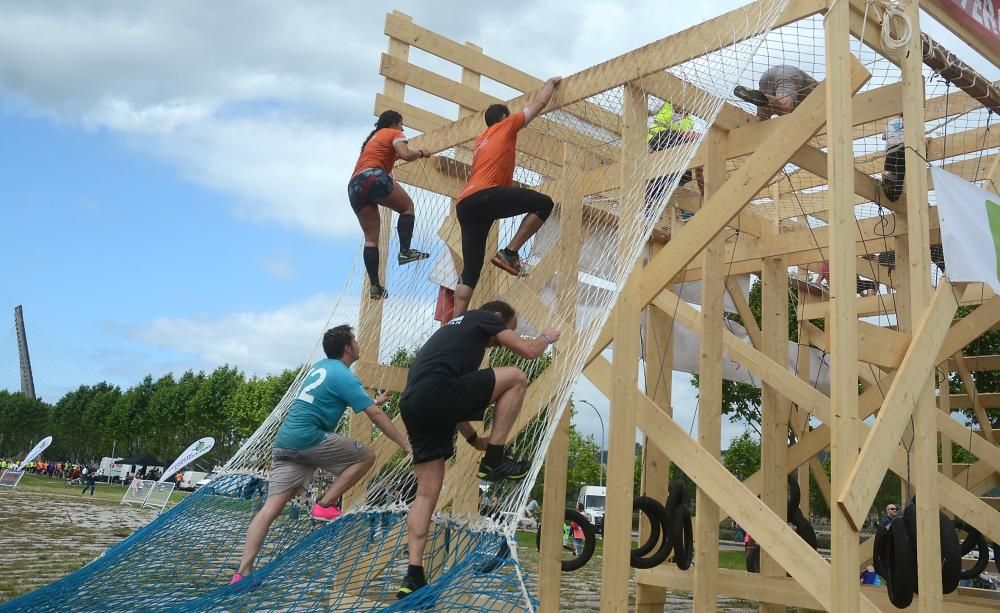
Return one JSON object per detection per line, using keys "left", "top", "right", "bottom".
{"left": 647, "top": 102, "right": 694, "bottom": 141}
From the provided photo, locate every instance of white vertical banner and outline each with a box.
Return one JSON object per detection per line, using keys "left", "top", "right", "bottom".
{"left": 158, "top": 437, "right": 215, "bottom": 483}
{"left": 932, "top": 167, "right": 1000, "bottom": 294}
{"left": 15, "top": 436, "right": 53, "bottom": 471}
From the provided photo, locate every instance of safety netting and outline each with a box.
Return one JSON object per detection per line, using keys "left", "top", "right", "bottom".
{"left": 2, "top": 1, "right": 812, "bottom": 610}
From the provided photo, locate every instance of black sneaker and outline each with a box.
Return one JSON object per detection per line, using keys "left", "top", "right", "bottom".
{"left": 734, "top": 85, "right": 769, "bottom": 107}
{"left": 398, "top": 248, "right": 430, "bottom": 265}
{"left": 396, "top": 574, "right": 424, "bottom": 600}
{"left": 490, "top": 250, "right": 525, "bottom": 277}
{"left": 369, "top": 284, "right": 389, "bottom": 300}
{"left": 477, "top": 456, "right": 530, "bottom": 481}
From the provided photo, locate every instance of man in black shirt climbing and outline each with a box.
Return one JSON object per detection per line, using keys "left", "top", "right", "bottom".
{"left": 396, "top": 299, "right": 559, "bottom": 600}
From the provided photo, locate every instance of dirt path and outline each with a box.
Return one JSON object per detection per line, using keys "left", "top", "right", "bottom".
{"left": 0, "top": 489, "right": 158, "bottom": 602}
{"left": 1, "top": 489, "right": 758, "bottom": 610}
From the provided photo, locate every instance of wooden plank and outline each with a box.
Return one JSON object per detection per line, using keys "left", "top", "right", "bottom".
{"left": 404, "top": 0, "right": 826, "bottom": 156}
{"left": 693, "top": 127, "right": 726, "bottom": 612}
{"left": 538, "top": 408, "right": 569, "bottom": 613}
{"left": 953, "top": 351, "right": 997, "bottom": 443}
{"left": 639, "top": 58, "right": 870, "bottom": 308}
{"left": 825, "top": 1, "right": 863, "bottom": 608}
{"left": 651, "top": 289, "right": 832, "bottom": 423}
{"left": 587, "top": 355, "right": 880, "bottom": 612}
{"left": 726, "top": 276, "right": 762, "bottom": 348}
{"left": 383, "top": 11, "right": 622, "bottom": 135}
{"left": 759, "top": 242, "right": 791, "bottom": 611}
{"left": 836, "top": 284, "right": 958, "bottom": 530}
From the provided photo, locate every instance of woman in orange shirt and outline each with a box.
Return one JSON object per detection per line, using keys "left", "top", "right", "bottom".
{"left": 349, "top": 110, "right": 432, "bottom": 300}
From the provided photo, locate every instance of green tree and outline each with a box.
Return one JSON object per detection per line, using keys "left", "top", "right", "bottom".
{"left": 722, "top": 430, "right": 761, "bottom": 481}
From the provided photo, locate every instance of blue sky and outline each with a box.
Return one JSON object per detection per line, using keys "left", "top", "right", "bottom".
{"left": 2, "top": 1, "right": 996, "bottom": 451}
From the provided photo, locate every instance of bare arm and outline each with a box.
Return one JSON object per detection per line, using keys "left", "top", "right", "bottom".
{"left": 393, "top": 139, "right": 431, "bottom": 162}
{"left": 457, "top": 422, "right": 488, "bottom": 451}
{"left": 524, "top": 76, "right": 562, "bottom": 125}
{"left": 364, "top": 405, "right": 412, "bottom": 454}
{"left": 495, "top": 326, "right": 561, "bottom": 359}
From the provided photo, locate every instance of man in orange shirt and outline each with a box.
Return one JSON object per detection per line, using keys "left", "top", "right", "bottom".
{"left": 452, "top": 76, "right": 562, "bottom": 315}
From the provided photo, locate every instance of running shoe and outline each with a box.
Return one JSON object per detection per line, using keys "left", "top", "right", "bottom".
{"left": 369, "top": 284, "right": 389, "bottom": 300}
{"left": 311, "top": 503, "right": 342, "bottom": 521}
{"left": 490, "top": 250, "right": 525, "bottom": 276}
{"left": 396, "top": 574, "right": 425, "bottom": 600}
{"left": 230, "top": 573, "right": 245, "bottom": 584}
{"left": 398, "top": 248, "right": 430, "bottom": 265}
{"left": 733, "top": 85, "right": 769, "bottom": 107}
{"left": 477, "top": 456, "right": 531, "bottom": 481}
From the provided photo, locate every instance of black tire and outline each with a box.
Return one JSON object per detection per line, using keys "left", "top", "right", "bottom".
{"left": 629, "top": 498, "right": 673, "bottom": 569}
{"left": 671, "top": 503, "right": 694, "bottom": 570}
{"left": 746, "top": 544, "right": 760, "bottom": 573}
{"left": 939, "top": 513, "right": 962, "bottom": 594}
{"left": 902, "top": 503, "right": 962, "bottom": 595}
{"left": 790, "top": 509, "right": 818, "bottom": 550}
{"left": 632, "top": 496, "right": 664, "bottom": 558}
{"left": 993, "top": 542, "right": 1000, "bottom": 576}
{"left": 663, "top": 480, "right": 693, "bottom": 571}
{"left": 476, "top": 538, "right": 510, "bottom": 574}
{"left": 958, "top": 533, "right": 989, "bottom": 580}
{"left": 877, "top": 517, "right": 916, "bottom": 608}
{"left": 535, "top": 508, "right": 596, "bottom": 572}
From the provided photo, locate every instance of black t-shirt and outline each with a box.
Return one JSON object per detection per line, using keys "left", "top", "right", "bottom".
{"left": 404, "top": 310, "right": 508, "bottom": 390}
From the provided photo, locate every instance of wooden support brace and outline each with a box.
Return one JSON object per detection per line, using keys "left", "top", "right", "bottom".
{"left": 837, "top": 283, "right": 958, "bottom": 530}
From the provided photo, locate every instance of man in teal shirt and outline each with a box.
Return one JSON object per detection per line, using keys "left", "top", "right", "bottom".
{"left": 232, "top": 324, "right": 411, "bottom": 584}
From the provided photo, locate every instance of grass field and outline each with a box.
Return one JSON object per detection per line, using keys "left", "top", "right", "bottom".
{"left": 12, "top": 473, "right": 190, "bottom": 508}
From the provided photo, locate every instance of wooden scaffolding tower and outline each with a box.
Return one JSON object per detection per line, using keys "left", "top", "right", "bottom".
{"left": 356, "top": 0, "right": 1000, "bottom": 610}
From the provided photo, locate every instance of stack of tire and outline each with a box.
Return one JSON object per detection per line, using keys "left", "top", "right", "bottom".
{"left": 630, "top": 481, "right": 693, "bottom": 570}
{"left": 872, "top": 498, "right": 962, "bottom": 608}
{"left": 746, "top": 475, "right": 817, "bottom": 573}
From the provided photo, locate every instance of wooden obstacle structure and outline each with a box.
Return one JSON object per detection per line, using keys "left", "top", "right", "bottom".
{"left": 351, "top": 0, "right": 1000, "bottom": 610}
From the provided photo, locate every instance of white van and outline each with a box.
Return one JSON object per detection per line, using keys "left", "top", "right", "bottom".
{"left": 577, "top": 485, "right": 606, "bottom": 534}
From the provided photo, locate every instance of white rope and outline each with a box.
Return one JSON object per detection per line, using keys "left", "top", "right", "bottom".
{"left": 876, "top": 0, "right": 913, "bottom": 59}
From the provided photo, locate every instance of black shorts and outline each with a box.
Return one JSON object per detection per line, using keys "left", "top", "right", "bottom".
{"left": 400, "top": 369, "right": 497, "bottom": 464}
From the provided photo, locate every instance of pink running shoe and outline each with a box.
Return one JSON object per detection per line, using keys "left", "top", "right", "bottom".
{"left": 230, "top": 573, "right": 244, "bottom": 584}
{"left": 311, "top": 503, "right": 342, "bottom": 521}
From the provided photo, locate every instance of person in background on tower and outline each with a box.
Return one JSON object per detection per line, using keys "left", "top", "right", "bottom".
{"left": 395, "top": 300, "right": 559, "bottom": 600}
{"left": 230, "top": 325, "right": 411, "bottom": 586}
{"left": 349, "top": 110, "right": 432, "bottom": 301}
{"left": 645, "top": 100, "right": 704, "bottom": 211}
{"left": 734, "top": 65, "right": 818, "bottom": 120}
{"left": 452, "top": 77, "right": 563, "bottom": 316}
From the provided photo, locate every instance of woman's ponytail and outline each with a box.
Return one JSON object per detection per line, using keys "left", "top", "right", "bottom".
{"left": 360, "top": 110, "right": 404, "bottom": 152}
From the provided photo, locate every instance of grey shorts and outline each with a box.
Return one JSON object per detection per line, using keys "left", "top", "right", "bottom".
{"left": 759, "top": 65, "right": 816, "bottom": 105}
{"left": 267, "top": 433, "right": 369, "bottom": 497}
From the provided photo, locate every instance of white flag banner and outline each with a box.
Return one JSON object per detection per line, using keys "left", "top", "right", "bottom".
{"left": 158, "top": 437, "right": 215, "bottom": 483}
{"left": 15, "top": 436, "right": 53, "bottom": 471}
{"left": 932, "top": 167, "right": 1000, "bottom": 294}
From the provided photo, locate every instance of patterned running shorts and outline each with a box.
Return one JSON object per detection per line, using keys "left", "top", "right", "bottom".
{"left": 348, "top": 167, "right": 394, "bottom": 212}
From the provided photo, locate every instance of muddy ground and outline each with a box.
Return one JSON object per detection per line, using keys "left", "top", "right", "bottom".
{"left": 1, "top": 482, "right": 766, "bottom": 611}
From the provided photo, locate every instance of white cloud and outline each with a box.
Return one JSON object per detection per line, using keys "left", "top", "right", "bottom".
{"left": 131, "top": 293, "right": 346, "bottom": 376}
{"left": 260, "top": 253, "right": 297, "bottom": 280}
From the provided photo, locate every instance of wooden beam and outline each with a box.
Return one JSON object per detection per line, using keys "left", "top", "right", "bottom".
{"left": 922, "top": 0, "right": 1000, "bottom": 67}
{"left": 953, "top": 351, "right": 997, "bottom": 443}
{"left": 538, "top": 408, "right": 569, "bottom": 613}
{"left": 404, "top": 0, "right": 826, "bottom": 155}
{"left": 640, "top": 58, "right": 870, "bottom": 308}
{"left": 826, "top": 0, "right": 863, "bottom": 608}
{"left": 836, "top": 284, "right": 958, "bottom": 530}
{"left": 726, "top": 276, "right": 761, "bottom": 348}
{"left": 592, "top": 357, "right": 880, "bottom": 612}
{"left": 693, "top": 127, "right": 726, "bottom": 612}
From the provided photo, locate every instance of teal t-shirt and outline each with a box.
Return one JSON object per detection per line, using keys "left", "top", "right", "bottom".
{"left": 273, "top": 359, "right": 373, "bottom": 450}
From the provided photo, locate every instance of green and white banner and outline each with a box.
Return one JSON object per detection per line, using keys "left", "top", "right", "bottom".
{"left": 932, "top": 167, "right": 1000, "bottom": 293}
{"left": 158, "top": 437, "right": 215, "bottom": 483}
